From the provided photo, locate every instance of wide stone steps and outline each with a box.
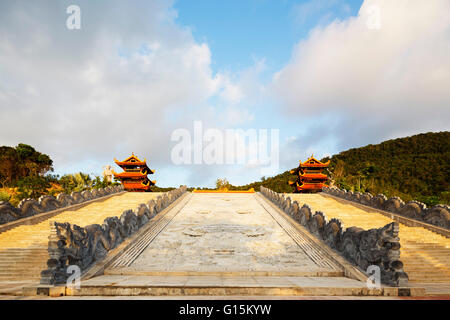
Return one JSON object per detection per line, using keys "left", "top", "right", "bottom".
{"left": 0, "top": 193, "right": 162, "bottom": 283}
{"left": 289, "top": 194, "right": 450, "bottom": 284}
{"left": 67, "top": 274, "right": 424, "bottom": 297}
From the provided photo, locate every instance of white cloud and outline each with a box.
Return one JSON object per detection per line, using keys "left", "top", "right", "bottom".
{"left": 273, "top": 0, "right": 450, "bottom": 148}
{"left": 0, "top": 0, "right": 245, "bottom": 186}
{"left": 292, "top": 0, "right": 349, "bottom": 26}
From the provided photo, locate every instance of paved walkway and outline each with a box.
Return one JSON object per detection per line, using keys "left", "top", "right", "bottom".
{"left": 108, "top": 193, "right": 340, "bottom": 275}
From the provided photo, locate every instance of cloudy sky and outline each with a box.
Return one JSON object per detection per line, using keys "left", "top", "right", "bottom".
{"left": 1, "top": 0, "right": 449, "bottom": 187}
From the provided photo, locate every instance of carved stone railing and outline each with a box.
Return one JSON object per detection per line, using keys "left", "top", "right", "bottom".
{"left": 0, "top": 185, "right": 125, "bottom": 226}
{"left": 40, "top": 186, "right": 187, "bottom": 285}
{"left": 260, "top": 187, "right": 408, "bottom": 287}
{"left": 322, "top": 187, "right": 450, "bottom": 230}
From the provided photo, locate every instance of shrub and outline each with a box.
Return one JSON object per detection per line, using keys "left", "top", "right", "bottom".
{"left": 0, "top": 190, "right": 10, "bottom": 202}
{"left": 16, "top": 176, "right": 51, "bottom": 200}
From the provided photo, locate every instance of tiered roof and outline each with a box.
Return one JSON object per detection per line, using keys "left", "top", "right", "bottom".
{"left": 289, "top": 155, "right": 329, "bottom": 193}
{"left": 113, "top": 153, "right": 155, "bottom": 192}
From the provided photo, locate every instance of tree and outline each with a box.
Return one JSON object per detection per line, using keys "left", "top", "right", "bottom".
{"left": 216, "top": 178, "right": 231, "bottom": 190}
{"left": 0, "top": 146, "right": 18, "bottom": 187}
{"left": 0, "top": 144, "right": 53, "bottom": 187}
{"left": 16, "top": 176, "right": 51, "bottom": 200}
{"left": 59, "top": 172, "right": 94, "bottom": 194}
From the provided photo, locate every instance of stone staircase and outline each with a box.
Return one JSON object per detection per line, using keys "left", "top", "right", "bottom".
{"left": 0, "top": 193, "right": 161, "bottom": 284}
{"left": 0, "top": 248, "right": 48, "bottom": 282}
{"left": 289, "top": 194, "right": 450, "bottom": 284}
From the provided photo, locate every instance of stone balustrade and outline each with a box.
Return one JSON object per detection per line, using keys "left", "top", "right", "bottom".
{"left": 322, "top": 187, "right": 450, "bottom": 230}
{"left": 40, "top": 186, "right": 187, "bottom": 285}
{"left": 260, "top": 186, "right": 408, "bottom": 287}
{"left": 0, "top": 185, "right": 125, "bottom": 226}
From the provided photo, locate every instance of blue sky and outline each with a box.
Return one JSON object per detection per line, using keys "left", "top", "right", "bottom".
{"left": 1, "top": 0, "right": 449, "bottom": 188}
{"left": 174, "top": 0, "right": 363, "bottom": 78}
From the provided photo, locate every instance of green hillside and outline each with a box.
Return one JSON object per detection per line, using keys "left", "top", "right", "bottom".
{"left": 231, "top": 131, "right": 450, "bottom": 206}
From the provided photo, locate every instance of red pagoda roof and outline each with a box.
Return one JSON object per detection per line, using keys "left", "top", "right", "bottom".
{"left": 122, "top": 183, "right": 153, "bottom": 191}
{"left": 299, "top": 173, "right": 328, "bottom": 179}
{"left": 114, "top": 154, "right": 155, "bottom": 173}
{"left": 122, "top": 180, "right": 156, "bottom": 187}
{"left": 113, "top": 171, "right": 154, "bottom": 179}
{"left": 114, "top": 153, "right": 154, "bottom": 171}
{"left": 300, "top": 156, "right": 330, "bottom": 168}
{"left": 296, "top": 183, "right": 328, "bottom": 191}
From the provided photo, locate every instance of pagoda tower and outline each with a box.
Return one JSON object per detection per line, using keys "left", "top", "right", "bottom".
{"left": 288, "top": 155, "right": 329, "bottom": 193}
{"left": 112, "top": 153, "right": 156, "bottom": 192}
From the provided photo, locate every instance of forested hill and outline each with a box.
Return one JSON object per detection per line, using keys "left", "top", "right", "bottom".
{"left": 232, "top": 131, "right": 449, "bottom": 206}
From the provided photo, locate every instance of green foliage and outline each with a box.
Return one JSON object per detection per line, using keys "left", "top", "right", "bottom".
{"left": 16, "top": 176, "right": 51, "bottom": 200}
{"left": 152, "top": 186, "right": 176, "bottom": 192}
{"left": 226, "top": 170, "right": 294, "bottom": 193}
{"left": 92, "top": 176, "right": 107, "bottom": 189}
{"left": 325, "top": 131, "right": 449, "bottom": 204}
{"left": 416, "top": 195, "right": 440, "bottom": 207}
{"left": 59, "top": 172, "right": 95, "bottom": 194}
{"left": 92, "top": 175, "right": 119, "bottom": 189}
{"left": 216, "top": 178, "right": 231, "bottom": 190}
{"left": 0, "top": 190, "right": 10, "bottom": 202}
{"left": 0, "top": 143, "right": 53, "bottom": 187}
{"left": 439, "top": 191, "right": 450, "bottom": 204}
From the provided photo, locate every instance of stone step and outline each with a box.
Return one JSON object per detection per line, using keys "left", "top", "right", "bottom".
{"left": 64, "top": 275, "right": 425, "bottom": 297}
{"left": 0, "top": 265, "right": 47, "bottom": 270}
{"left": 0, "top": 251, "right": 48, "bottom": 255}
{"left": 404, "top": 267, "right": 450, "bottom": 272}
{"left": 0, "top": 255, "right": 49, "bottom": 260}
{"left": 0, "top": 192, "right": 161, "bottom": 286}
{"left": 404, "top": 249, "right": 450, "bottom": 252}
{"left": 0, "top": 277, "right": 41, "bottom": 282}
{"left": 0, "top": 257, "right": 48, "bottom": 261}
{"left": 289, "top": 193, "right": 450, "bottom": 285}
{"left": 0, "top": 264, "right": 47, "bottom": 269}
{"left": 405, "top": 263, "right": 449, "bottom": 268}
{"left": 0, "top": 248, "right": 48, "bottom": 251}
{"left": 407, "top": 280, "right": 449, "bottom": 283}
{"left": 0, "top": 250, "right": 48, "bottom": 253}
{"left": 404, "top": 270, "right": 450, "bottom": 274}
{"left": 404, "top": 274, "right": 450, "bottom": 279}
{"left": 409, "top": 280, "right": 450, "bottom": 284}
{"left": 404, "top": 259, "right": 449, "bottom": 262}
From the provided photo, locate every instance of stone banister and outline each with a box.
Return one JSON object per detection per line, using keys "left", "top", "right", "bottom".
{"left": 259, "top": 186, "right": 408, "bottom": 287}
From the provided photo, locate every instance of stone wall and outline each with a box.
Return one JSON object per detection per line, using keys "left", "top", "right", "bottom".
{"left": 322, "top": 187, "right": 450, "bottom": 230}
{"left": 40, "top": 186, "right": 187, "bottom": 285}
{"left": 260, "top": 187, "right": 408, "bottom": 287}
{"left": 0, "top": 185, "right": 125, "bottom": 226}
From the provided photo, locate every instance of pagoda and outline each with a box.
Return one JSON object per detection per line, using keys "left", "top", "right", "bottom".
{"left": 112, "top": 153, "right": 156, "bottom": 192}
{"left": 288, "top": 155, "right": 330, "bottom": 193}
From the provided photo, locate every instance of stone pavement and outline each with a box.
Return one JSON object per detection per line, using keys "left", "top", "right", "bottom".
{"left": 107, "top": 193, "right": 341, "bottom": 275}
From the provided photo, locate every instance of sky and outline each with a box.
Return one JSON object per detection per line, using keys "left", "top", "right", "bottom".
{"left": 0, "top": 0, "right": 449, "bottom": 188}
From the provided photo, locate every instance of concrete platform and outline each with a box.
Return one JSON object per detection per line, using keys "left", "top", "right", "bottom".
{"left": 52, "top": 275, "right": 424, "bottom": 297}
{"left": 108, "top": 193, "right": 341, "bottom": 274}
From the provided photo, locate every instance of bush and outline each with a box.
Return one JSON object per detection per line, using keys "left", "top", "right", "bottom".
{"left": 0, "top": 190, "right": 10, "bottom": 202}
{"left": 417, "top": 195, "right": 440, "bottom": 207}
{"left": 439, "top": 191, "right": 450, "bottom": 205}
{"left": 16, "top": 176, "right": 51, "bottom": 200}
